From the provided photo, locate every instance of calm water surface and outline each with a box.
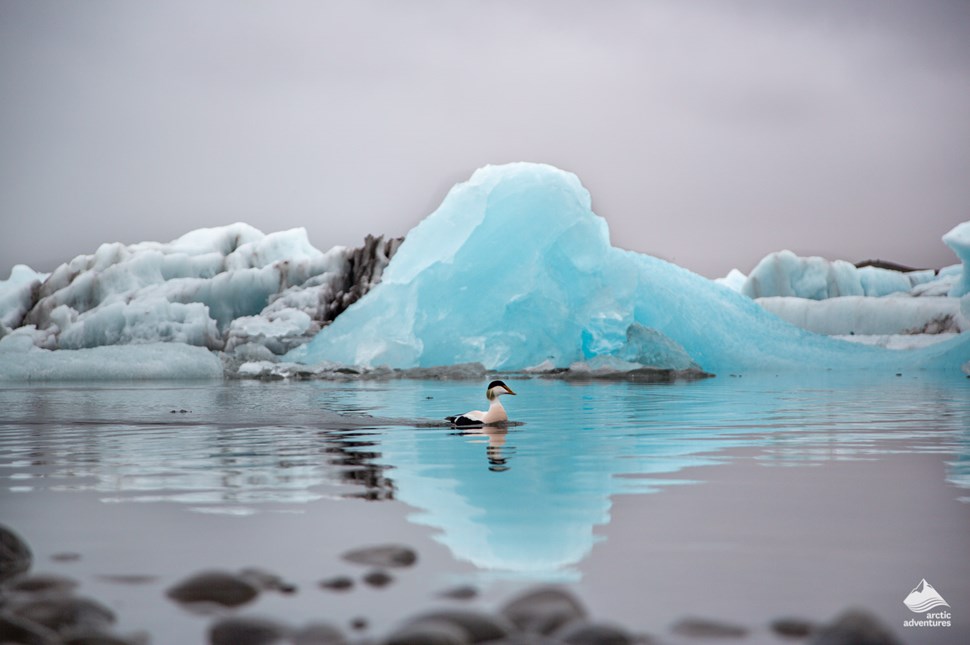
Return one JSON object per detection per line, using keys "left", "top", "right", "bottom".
{"left": 1, "top": 373, "right": 968, "bottom": 643}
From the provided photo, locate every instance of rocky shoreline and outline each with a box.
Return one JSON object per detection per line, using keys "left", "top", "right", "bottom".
{"left": 0, "top": 524, "right": 907, "bottom": 645}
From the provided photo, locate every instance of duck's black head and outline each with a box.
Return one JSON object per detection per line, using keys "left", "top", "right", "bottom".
{"left": 486, "top": 380, "right": 516, "bottom": 398}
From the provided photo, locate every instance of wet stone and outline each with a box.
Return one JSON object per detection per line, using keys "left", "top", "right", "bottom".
{"left": 771, "top": 617, "right": 817, "bottom": 638}
{"left": 208, "top": 615, "right": 291, "bottom": 645}
{"left": 437, "top": 585, "right": 478, "bottom": 601}
{"left": 0, "top": 610, "right": 61, "bottom": 645}
{"left": 166, "top": 570, "right": 259, "bottom": 607}
{"left": 240, "top": 567, "right": 298, "bottom": 594}
{"left": 12, "top": 595, "right": 116, "bottom": 635}
{"left": 0, "top": 524, "right": 33, "bottom": 582}
{"left": 96, "top": 574, "right": 158, "bottom": 586}
{"left": 63, "top": 631, "right": 148, "bottom": 645}
{"left": 501, "top": 586, "right": 587, "bottom": 635}
{"left": 362, "top": 569, "right": 394, "bottom": 588}
{"left": 397, "top": 610, "right": 515, "bottom": 644}
{"left": 808, "top": 609, "right": 903, "bottom": 645}
{"left": 341, "top": 544, "right": 418, "bottom": 568}
{"left": 291, "top": 622, "right": 348, "bottom": 644}
{"left": 672, "top": 617, "right": 748, "bottom": 638}
{"left": 8, "top": 573, "right": 79, "bottom": 595}
{"left": 319, "top": 576, "right": 354, "bottom": 591}
{"left": 384, "top": 617, "right": 469, "bottom": 645}
{"left": 554, "top": 620, "right": 636, "bottom": 645}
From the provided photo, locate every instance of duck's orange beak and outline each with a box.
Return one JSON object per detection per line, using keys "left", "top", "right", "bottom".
{"left": 504, "top": 385, "right": 517, "bottom": 395}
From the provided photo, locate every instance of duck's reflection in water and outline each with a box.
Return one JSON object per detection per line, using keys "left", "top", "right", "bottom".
{"left": 452, "top": 426, "right": 514, "bottom": 472}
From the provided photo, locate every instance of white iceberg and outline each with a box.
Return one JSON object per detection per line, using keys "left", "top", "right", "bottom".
{"left": 0, "top": 225, "right": 400, "bottom": 380}
{"left": 0, "top": 264, "right": 49, "bottom": 331}
{"left": 288, "top": 163, "right": 968, "bottom": 374}
{"left": 756, "top": 295, "right": 967, "bottom": 337}
{"left": 943, "top": 221, "right": 970, "bottom": 297}
{"left": 741, "top": 250, "right": 937, "bottom": 300}
{"left": 724, "top": 222, "right": 969, "bottom": 349}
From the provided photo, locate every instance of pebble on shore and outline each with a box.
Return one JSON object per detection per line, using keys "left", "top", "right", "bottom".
{"left": 0, "top": 524, "right": 911, "bottom": 645}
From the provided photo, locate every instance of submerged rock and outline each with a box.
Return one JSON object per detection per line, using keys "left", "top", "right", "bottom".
{"left": 437, "top": 585, "right": 479, "bottom": 601}
{"left": 500, "top": 586, "right": 587, "bottom": 635}
{"left": 341, "top": 544, "right": 417, "bottom": 568}
{"left": 291, "top": 622, "right": 348, "bottom": 644}
{"left": 771, "top": 616, "right": 817, "bottom": 638}
{"left": 10, "top": 595, "right": 116, "bottom": 635}
{"left": 671, "top": 616, "right": 748, "bottom": 638}
{"left": 0, "top": 524, "right": 33, "bottom": 582}
{"left": 208, "top": 616, "right": 291, "bottom": 645}
{"left": 318, "top": 576, "right": 354, "bottom": 592}
{"left": 239, "top": 567, "right": 297, "bottom": 594}
{"left": 386, "top": 610, "right": 514, "bottom": 645}
{"left": 0, "top": 610, "right": 61, "bottom": 645}
{"left": 553, "top": 619, "right": 637, "bottom": 645}
{"left": 6, "top": 573, "right": 78, "bottom": 595}
{"left": 166, "top": 570, "right": 259, "bottom": 607}
{"left": 362, "top": 570, "right": 394, "bottom": 588}
{"left": 808, "top": 609, "right": 903, "bottom": 645}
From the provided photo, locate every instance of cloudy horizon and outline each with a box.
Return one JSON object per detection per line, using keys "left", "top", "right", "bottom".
{"left": 2, "top": 0, "right": 969, "bottom": 279}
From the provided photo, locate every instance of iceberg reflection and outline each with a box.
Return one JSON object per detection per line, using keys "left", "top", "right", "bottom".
{"left": 366, "top": 375, "right": 970, "bottom": 577}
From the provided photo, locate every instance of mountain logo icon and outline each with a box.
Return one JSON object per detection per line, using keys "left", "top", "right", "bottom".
{"left": 903, "top": 579, "right": 950, "bottom": 613}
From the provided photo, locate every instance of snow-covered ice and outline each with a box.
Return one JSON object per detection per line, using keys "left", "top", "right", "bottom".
{"left": 944, "top": 221, "right": 970, "bottom": 297}
{"left": 756, "top": 295, "right": 967, "bottom": 337}
{"left": 741, "top": 250, "right": 937, "bottom": 299}
{"left": 0, "top": 225, "right": 399, "bottom": 379}
{"left": 288, "top": 163, "right": 968, "bottom": 374}
{"left": 0, "top": 264, "right": 49, "bottom": 330}
{"left": 0, "top": 332, "right": 222, "bottom": 381}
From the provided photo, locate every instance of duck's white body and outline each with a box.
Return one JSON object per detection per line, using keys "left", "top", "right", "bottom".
{"left": 447, "top": 380, "right": 516, "bottom": 426}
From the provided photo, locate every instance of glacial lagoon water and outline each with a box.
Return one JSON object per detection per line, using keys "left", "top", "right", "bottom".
{"left": 1, "top": 374, "right": 968, "bottom": 643}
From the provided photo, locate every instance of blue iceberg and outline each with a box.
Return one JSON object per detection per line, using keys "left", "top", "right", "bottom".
{"left": 288, "top": 163, "right": 968, "bottom": 374}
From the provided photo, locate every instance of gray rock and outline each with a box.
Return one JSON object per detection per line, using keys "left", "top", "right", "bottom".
{"left": 437, "top": 585, "right": 478, "bottom": 601}
{"left": 501, "top": 586, "right": 587, "bottom": 634}
{"left": 388, "top": 610, "right": 515, "bottom": 644}
{"left": 292, "top": 622, "right": 348, "bottom": 644}
{"left": 239, "top": 567, "right": 297, "bottom": 594}
{"left": 95, "top": 574, "right": 158, "bottom": 586}
{"left": 0, "top": 610, "right": 60, "bottom": 645}
{"left": 342, "top": 544, "right": 418, "bottom": 568}
{"left": 208, "top": 616, "right": 291, "bottom": 645}
{"left": 771, "top": 617, "right": 816, "bottom": 638}
{"left": 319, "top": 576, "right": 354, "bottom": 591}
{"left": 0, "top": 524, "right": 33, "bottom": 582}
{"left": 7, "top": 573, "right": 79, "bottom": 595}
{"left": 11, "top": 595, "right": 116, "bottom": 635}
{"left": 555, "top": 620, "right": 636, "bottom": 645}
{"left": 672, "top": 616, "right": 748, "bottom": 638}
{"left": 63, "top": 631, "right": 149, "bottom": 645}
{"left": 167, "top": 570, "right": 259, "bottom": 607}
{"left": 383, "top": 617, "right": 470, "bottom": 645}
{"left": 809, "top": 609, "right": 903, "bottom": 645}
{"left": 363, "top": 570, "right": 394, "bottom": 588}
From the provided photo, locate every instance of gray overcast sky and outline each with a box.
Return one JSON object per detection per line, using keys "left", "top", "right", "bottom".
{"left": 1, "top": 0, "right": 969, "bottom": 279}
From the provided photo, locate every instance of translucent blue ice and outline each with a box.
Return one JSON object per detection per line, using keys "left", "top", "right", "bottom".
{"left": 289, "top": 163, "right": 968, "bottom": 374}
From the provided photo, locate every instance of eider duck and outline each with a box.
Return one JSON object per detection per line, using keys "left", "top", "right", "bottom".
{"left": 446, "top": 380, "right": 516, "bottom": 427}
